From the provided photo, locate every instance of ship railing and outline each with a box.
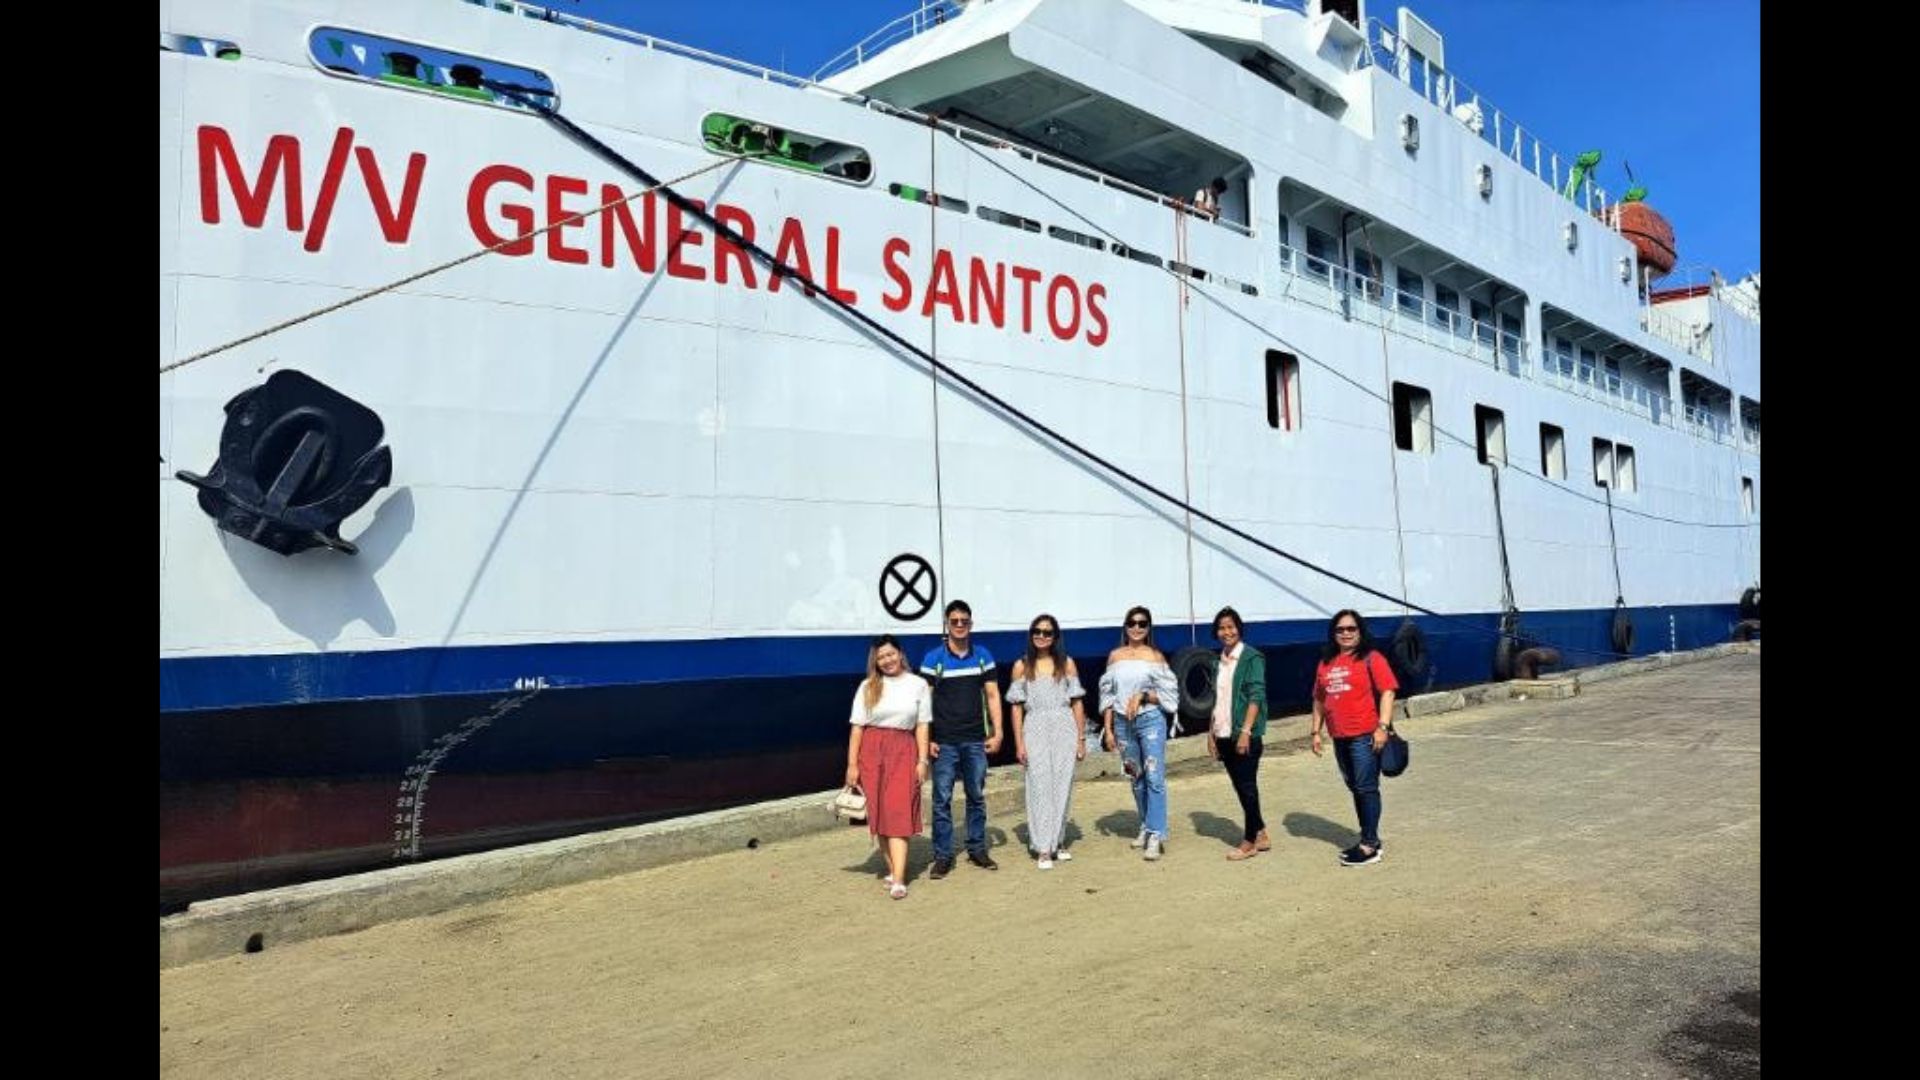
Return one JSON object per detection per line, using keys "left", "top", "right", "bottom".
{"left": 1275, "top": 244, "right": 1531, "bottom": 374}
{"left": 1640, "top": 304, "right": 1709, "bottom": 359}
{"left": 813, "top": 1, "right": 965, "bottom": 82}
{"left": 1360, "top": 17, "right": 1620, "bottom": 230}
{"left": 478, "top": 0, "right": 847, "bottom": 91}
{"left": 815, "top": 2, "right": 1311, "bottom": 83}
{"left": 1718, "top": 285, "right": 1760, "bottom": 324}
{"left": 479, "top": 2, "right": 1254, "bottom": 235}
{"left": 928, "top": 116, "right": 1258, "bottom": 234}
{"left": 1537, "top": 352, "right": 1671, "bottom": 426}
{"left": 1682, "top": 403, "right": 1733, "bottom": 444}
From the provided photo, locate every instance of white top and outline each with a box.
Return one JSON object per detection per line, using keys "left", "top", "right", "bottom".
{"left": 1212, "top": 642, "right": 1243, "bottom": 737}
{"left": 1098, "top": 658, "right": 1179, "bottom": 719}
{"left": 849, "top": 673, "right": 933, "bottom": 731}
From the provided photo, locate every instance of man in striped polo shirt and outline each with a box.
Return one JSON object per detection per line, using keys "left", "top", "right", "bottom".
{"left": 921, "top": 599, "right": 1005, "bottom": 878}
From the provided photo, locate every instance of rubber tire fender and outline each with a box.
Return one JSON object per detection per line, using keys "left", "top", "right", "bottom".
{"left": 1492, "top": 612, "right": 1522, "bottom": 682}
{"left": 1610, "top": 602, "right": 1636, "bottom": 656}
{"left": 1389, "top": 620, "right": 1432, "bottom": 687}
{"left": 1170, "top": 646, "right": 1218, "bottom": 728}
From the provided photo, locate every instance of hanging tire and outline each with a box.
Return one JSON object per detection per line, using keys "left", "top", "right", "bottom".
{"left": 1610, "top": 603, "right": 1636, "bottom": 655}
{"left": 1492, "top": 611, "right": 1522, "bottom": 682}
{"left": 1170, "top": 646, "right": 1217, "bottom": 728}
{"left": 1389, "top": 620, "right": 1431, "bottom": 689}
{"left": 1494, "top": 634, "right": 1520, "bottom": 681}
{"left": 1738, "top": 587, "right": 1760, "bottom": 622}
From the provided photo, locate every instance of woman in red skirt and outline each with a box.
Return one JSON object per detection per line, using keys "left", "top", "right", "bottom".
{"left": 844, "top": 634, "right": 932, "bottom": 899}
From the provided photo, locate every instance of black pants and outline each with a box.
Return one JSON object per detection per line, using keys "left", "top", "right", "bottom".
{"left": 1215, "top": 735, "right": 1264, "bottom": 842}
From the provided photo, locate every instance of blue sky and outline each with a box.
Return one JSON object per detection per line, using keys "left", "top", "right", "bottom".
{"left": 563, "top": 0, "right": 1759, "bottom": 281}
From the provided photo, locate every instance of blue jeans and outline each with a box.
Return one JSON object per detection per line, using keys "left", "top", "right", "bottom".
{"left": 1333, "top": 733, "right": 1383, "bottom": 849}
{"left": 1116, "top": 710, "right": 1168, "bottom": 839}
{"left": 931, "top": 739, "right": 989, "bottom": 859}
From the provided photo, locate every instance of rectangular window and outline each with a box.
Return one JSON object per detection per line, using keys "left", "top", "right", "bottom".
{"left": 977, "top": 205, "right": 1040, "bottom": 232}
{"left": 1393, "top": 382, "right": 1434, "bottom": 453}
{"left": 1615, "top": 444, "right": 1636, "bottom": 492}
{"left": 1265, "top": 350, "right": 1302, "bottom": 432}
{"left": 1471, "top": 299, "right": 1495, "bottom": 347}
{"left": 1541, "top": 423, "right": 1566, "bottom": 478}
{"left": 1305, "top": 227, "right": 1337, "bottom": 280}
{"left": 1047, "top": 224, "right": 1105, "bottom": 251}
{"left": 887, "top": 182, "right": 966, "bottom": 214}
{"left": 1741, "top": 476, "right": 1755, "bottom": 515}
{"left": 1475, "top": 405, "right": 1507, "bottom": 466}
{"left": 1433, "top": 283, "right": 1461, "bottom": 335}
{"left": 1553, "top": 335, "right": 1574, "bottom": 376}
{"left": 1395, "top": 268, "right": 1424, "bottom": 317}
{"left": 1351, "top": 248, "right": 1382, "bottom": 302}
{"left": 1593, "top": 438, "right": 1615, "bottom": 488}
{"left": 1499, "top": 313, "right": 1523, "bottom": 361}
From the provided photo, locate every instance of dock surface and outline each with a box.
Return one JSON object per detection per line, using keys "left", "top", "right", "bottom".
{"left": 160, "top": 651, "right": 1759, "bottom": 1079}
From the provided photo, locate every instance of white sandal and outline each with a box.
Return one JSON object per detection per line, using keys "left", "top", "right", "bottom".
{"left": 889, "top": 882, "right": 909, "bottom": 900}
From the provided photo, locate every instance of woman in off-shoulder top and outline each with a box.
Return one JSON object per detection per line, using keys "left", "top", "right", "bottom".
{"left": 1006, "top": 613, "right": 1088, "bottom": 871}
{"left": 1098, "top": 605, "right": 1179, "bottom": 861}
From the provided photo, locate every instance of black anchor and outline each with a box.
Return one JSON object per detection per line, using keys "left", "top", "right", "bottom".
{"left": 175, "top": 370, "right": 392, "bottom": 556}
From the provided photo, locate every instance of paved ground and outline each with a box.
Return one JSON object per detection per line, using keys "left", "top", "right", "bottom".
{"left": 159, "top": 652, "right": 1759, "bottom": 1079}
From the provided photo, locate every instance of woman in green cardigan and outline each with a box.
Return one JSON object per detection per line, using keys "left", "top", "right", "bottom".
{"left": 1208, "top": 606, "right": 1271, "bottom": 860}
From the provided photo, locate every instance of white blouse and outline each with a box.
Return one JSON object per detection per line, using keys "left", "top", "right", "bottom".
{"left": 849, "top": 673, "right": 933, "bottom": 731}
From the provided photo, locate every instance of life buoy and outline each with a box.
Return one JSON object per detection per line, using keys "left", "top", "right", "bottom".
{"left": 1170, "top": 646, "right": 1217, "bottom": 727}
{"left": 1389, "top": 620, "right": 1431, "bottom": 689}
{"left": 1610, "top": 603, "right": 1636, "bottom": 655}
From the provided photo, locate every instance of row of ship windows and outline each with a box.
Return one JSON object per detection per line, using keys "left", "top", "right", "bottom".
{"left": 1261, "top": 350, "right": 1755, "bottom": 513}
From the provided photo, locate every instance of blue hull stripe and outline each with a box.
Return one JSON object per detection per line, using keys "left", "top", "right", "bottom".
{"left": 160, "top": 604, "right": 1743, "bottom": 713}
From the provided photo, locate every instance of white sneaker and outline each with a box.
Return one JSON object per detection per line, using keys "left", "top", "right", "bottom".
{"left": 1143, "top": 835, "right": 1163, "bottom": 861}
{"left": 1130, "top": 829, "right": 1148, "bottom": 849}
{"left": 1037, "top": 856, "right": 1054, "bottom": 870}
{"left": 1055, "top": 849, "right": 1073, "bottom": 862}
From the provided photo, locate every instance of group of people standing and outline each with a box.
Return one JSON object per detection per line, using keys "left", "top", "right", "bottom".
{"left": 844, "top": 600, "right": 1400, "bottom": 900}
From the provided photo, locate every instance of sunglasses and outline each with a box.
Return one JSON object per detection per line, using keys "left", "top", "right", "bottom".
{"left": 1334, "top": 625, "right": 1361, "bottom": 634}
{"left": 948, "top": 618, "right": 972, "bottom": 627}
{"left": 1032, "top": 628, "right": 1057, "bottom": 638}
{"left": 1125, "top": 619, "right": 1150, "bottom": 629}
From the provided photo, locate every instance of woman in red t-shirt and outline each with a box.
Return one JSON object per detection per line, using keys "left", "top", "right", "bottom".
{"left": 1310, "top": 610, "right": 1398, "bottom": 867}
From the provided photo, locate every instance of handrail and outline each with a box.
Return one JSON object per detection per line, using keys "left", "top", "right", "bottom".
{"left": 1360, "top": 16, "right": 1619, "bottom": 230}
{"left": 813, "top": 1, "right": 964, "bottom": 82}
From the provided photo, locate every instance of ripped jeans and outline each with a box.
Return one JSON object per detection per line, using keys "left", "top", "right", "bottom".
{"left": 1116, "top": 709, "right": 1169, "bottom": 839}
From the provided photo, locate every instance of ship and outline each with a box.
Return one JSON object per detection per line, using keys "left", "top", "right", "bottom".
{"left": 160, "top": 0, "right": 1760, "bottom": 908}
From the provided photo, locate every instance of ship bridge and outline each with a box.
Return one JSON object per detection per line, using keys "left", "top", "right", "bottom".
{"left": 816, "top": 0, "right": 1375, "bottom": 231}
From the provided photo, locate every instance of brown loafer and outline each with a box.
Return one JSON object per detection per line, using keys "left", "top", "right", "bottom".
{"left": 1225, "top": 842, "right": 1259, "bottom": 861}
{"left": 1255, "top": 829, "right": 1272, "bottom": 852}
